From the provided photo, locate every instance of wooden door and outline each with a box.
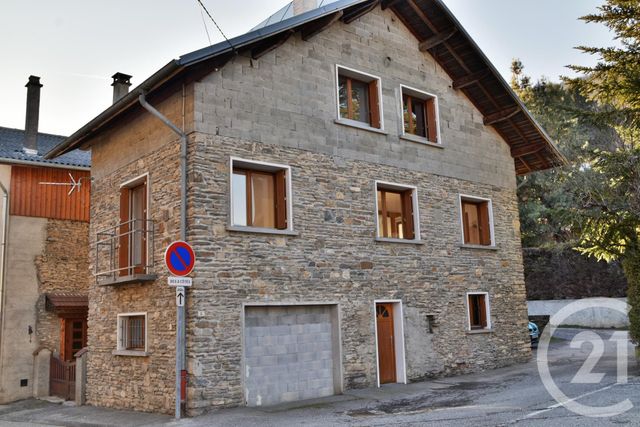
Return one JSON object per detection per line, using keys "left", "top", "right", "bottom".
{"left": 61, "top": 318, "right": 87, "bottom": 361}
{"left": 376, "top": 303, "right": 397, "bottom": 384}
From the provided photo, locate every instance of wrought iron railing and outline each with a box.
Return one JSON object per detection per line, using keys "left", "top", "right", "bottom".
{"left": 95, "top": 219, "right": 155, "bottom": 284}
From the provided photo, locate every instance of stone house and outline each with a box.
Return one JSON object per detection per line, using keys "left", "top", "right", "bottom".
{"left": 47, "top": 0, "right": 564, "bottom": 415}
{"left": 0, "top": 76, "right": 91, "bottom": 403}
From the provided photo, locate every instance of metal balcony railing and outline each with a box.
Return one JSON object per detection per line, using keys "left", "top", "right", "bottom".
{"left": 95, "top": 219, "right": 156, "bottom": 285}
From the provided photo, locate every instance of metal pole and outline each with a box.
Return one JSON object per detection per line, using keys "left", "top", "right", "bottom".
{"left": 138, "top": 93, "right": 187, "bottom": 419}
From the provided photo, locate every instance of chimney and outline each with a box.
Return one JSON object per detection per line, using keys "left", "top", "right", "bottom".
{"left": 292, "top": 0, "right": 317, "bottom": 15}
{"left": 23, "top": 75, "right": 42, "bottom": 155}
{"left": 111, "top": 72, "right": 132, "bottom": 104}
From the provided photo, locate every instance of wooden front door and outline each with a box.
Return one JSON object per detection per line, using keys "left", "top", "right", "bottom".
{"left": 61, "top": 318, "right": 87, "bottom": 361}
{"left": 376, "top": 303, "right": 397, "bottom": 384}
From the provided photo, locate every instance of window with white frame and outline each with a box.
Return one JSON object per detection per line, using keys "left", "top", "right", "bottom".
{"left": 336, "top": 65, "right": 383, "bottom": 129}
{"left": 375, "top": 182, "right": 420, "bottom": 241}
{"left": 400, "top": 85, "right": 440, "bottom": 144}
{"left": 459, "top": 195, "right": 494, "bottom": 246}
{"left": 117, "top": 313, "right": 147, "bottom": 352}
{"left": 230, "top": 158, "right": 292, "bottom": 231}
{"left": 467, "top": 293, "right": 491, "bottom": 330}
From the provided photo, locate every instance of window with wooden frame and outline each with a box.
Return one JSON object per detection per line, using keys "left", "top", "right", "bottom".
{"left": 231, "top": 159, "right": 290, "bottom": 231}
{"left": 401, "top": 86, "right": 439, "bottom": 144}
{"left": 376, "top": 182, "right": 418, "bottom": 241}
{"left": 117, "top": 313, "right": 147, "bottom": 352}
{"left": 119, "top": 175, "right": 148, "bottom": 277}
{"left": 460, "top": 196, "right": 493, "bottom": 246}
{"left": 467, "top": 293, "right": 490, "bottom": 330}
{"left": 337, "top": 66, "right": 382, "bottom": 129}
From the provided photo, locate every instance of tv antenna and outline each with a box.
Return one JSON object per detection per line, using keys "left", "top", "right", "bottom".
{"left": 39, "top": 173, "right": 86, "bottom": 196}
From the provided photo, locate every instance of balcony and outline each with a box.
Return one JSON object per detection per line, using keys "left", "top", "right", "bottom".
{"left": 95, "top": 219, "right": 157, "bottom": 286}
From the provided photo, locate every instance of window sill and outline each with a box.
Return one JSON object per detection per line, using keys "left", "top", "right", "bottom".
{"left": 375, "top": 237, "right": 425, "bottom": 245}
{"left": 112, "top": 350, "right": 149, "bottom": 357}
{"left": 466, "top": 329, "right": 493, "bottom": 335}
{"left": 459, "top": 244, "right": 498, "bottom": 251}
{"left": 98, "top": 274, "right": 157, "bottom": 286}
{"left": 334, "top": 119, "right": 388, "bottom": 135}
{"left": 227, "top": 226, "right": 299, "bottom": 236}
{"left": 400, "top": 133, "right": 443, "bottom": 148}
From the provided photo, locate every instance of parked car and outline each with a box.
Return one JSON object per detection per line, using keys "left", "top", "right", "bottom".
{"left": 528, "top": 322, "right": 540, "bottom": 348}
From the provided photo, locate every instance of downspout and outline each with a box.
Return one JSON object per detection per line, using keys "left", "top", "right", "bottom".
{"left": 0, "top": 183, "right": 10, "bottom": 393}
{"left": 138, "top": 91, "right": 187, "bottom": 419}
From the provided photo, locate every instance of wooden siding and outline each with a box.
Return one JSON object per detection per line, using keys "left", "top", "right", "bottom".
{"left": 10, "top": 165, "right": 90, "bottom": 221}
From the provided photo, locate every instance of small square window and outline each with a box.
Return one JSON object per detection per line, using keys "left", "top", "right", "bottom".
{"left": 231, "top": 159, "right": 291, "bottom": 231}
{"left": 117, "top": 313, "right": 147, "bottom": 352}
{"left": 467, "top": 293, "right": 490, "bottom": 330}
{"left": 401, "top": 86, "right": 439, "bottom": 144}
{"left": 337, "top": 66, "right": 382, "bottom": 129}
{"left": 460, "top": 196, "right": 494, "bottom": 246}
{"left": 376, "top": 182, "right": 419, "bottom": 241}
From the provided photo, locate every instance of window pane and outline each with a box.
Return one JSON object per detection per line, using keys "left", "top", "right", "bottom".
{"left": 462, "top": 201, "right": 481, "bottom": 245}
{"left": 412, "top": 99, "right": 426, "bottom": 137}
{"left": 350, "top": 79, "right": 369, "bottom": 123}
{"left": 338, "top": 76, "right": 349, "bottom": 119}
{"left": 251, "top": 172, "right": 276, "bottom": 228}
{"left": 403, "top": 95, "right": 411, "bottom": 134}
{"left": 130, "top": 184, "right": 145, "bottom": 266}
{"left": 232, "top": 172, "right": 247, "bottom": 226}
{"left": 127, "top": 316, "right": 145, "bottom": 350}
{"left": 378, "top": 189, "right": 404, "bottom": 239}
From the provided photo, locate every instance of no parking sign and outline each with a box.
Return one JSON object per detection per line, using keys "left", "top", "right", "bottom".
{"left": 164, "top": 241, "right": 195, "bottom": 277}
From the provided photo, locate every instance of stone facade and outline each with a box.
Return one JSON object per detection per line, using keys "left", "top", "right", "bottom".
{"left": 82, "top": 5, "right": 532, "bottom": 416}
{"left": 35, "top": 219, "right": 90, "bottom": 354}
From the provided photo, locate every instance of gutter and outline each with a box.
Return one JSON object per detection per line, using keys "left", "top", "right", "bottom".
{"left": 137, "top": 92, "right": 187, "bottom": 419}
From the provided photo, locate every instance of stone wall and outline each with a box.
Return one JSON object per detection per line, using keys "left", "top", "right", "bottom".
{"left": 35, "top": 219, "right": 90, "bottom": 354}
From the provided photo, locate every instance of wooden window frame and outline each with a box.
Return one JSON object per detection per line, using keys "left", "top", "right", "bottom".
{"left": 336, "top": 65, "right": 384, "bottom": 130}
{"left": 374, "top": 181, "right": 420, "bottom": 242}
{"left": 229, "top": 157, "right": 293, "bottom": 232}
{"left": 466, "top": 292, "right": 491, "bottom": 331}
{"left": 116, "top": 312, "right": 148, "bottom": 353}
{"left": 399, "top": 85, "right": 440, "bottom": 145}
{"left": 118, "top": 173, "right": 150, "bottom": 277}
{"left": 458, "top": 194, "right": 495, "bottom": 247}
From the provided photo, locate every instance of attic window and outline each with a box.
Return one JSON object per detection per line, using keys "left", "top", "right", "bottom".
{"left": 401, "top": 85, "right": 439, "bottom": 144}
{"left": 336, "top": 65, "right": 382, "bottom": 129}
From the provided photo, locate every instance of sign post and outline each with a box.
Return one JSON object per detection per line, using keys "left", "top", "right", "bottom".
{"left": 164, "top": 241, "right": 195, "bottom": 419}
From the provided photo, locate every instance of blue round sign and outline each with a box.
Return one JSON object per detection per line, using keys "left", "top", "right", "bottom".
{"left": 164, "top": 241, "right": 195, "bottom": 276}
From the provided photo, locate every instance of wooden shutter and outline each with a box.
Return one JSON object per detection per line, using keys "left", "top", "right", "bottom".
{"left": 118, "top": 187, "right": 130, "bottom": 277}
{"left": 275, "top": 170, "right": 287, "bottom": 230}
{"left": 402, "top": 190, "right": 415, "bottom": 240}
{"left": 478, "top": 202, "right": 491, "bottom": 246}
{"left": 478, "top": 294, "right": 488, "bottom": 328}
{"left": 368, "top": 80, "right": 380, "bottom": 128}
{"left": 461, "top": 201, "right": 471, "bottom": 244}
{"left": 426, "top": 98, "right": 438, "bottom": 143}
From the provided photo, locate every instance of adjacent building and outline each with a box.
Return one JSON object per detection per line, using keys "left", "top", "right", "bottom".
{"left": 47, "top": 0, "right": 564, "bottom": 415}
{"left": 0, "top": 76, "right": 91, "bottom": 403}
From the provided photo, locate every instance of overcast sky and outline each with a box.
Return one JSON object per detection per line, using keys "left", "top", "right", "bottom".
{"left": 0, "top": 0, "right": 614, "bottom": 136}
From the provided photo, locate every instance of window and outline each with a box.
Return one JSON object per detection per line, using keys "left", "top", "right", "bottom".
{"left": 459, "top": 196, "right": 494, "bottom": 246}
{"left": 117, "top": 313, "right": 147, "bottom": 352}
{"left": 337, "top": 66, "right": 382, "bottom": 129}
{"left": 401, "top": 85, "right": 439, "bottom": 144}
{"left": 119, "top": 175, "right": 148, "bottom": 276}
{"left": 231, "top": 158, "right": 291, "bottom": 231}
{"left": 467, "top": 293, "right": 490, "bottom": 330}
{"left": 376, "top": 182, "right": 419, "bottom": 241}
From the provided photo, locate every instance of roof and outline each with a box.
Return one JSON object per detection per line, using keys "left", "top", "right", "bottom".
{"left": 46, "top": 0, "right": 564, "bottom": 175}
{"left": 0, "top": 126, "right": 90, "bottom": 169}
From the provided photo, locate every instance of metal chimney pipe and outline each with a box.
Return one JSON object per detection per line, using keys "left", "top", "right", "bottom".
{"left": 23, "top": 76, "right": 42, "bottom": 155}
{"left": 111, "top": 72, "right": 132, "bottom": 104}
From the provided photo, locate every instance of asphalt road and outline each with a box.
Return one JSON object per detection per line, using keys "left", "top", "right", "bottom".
{"left": 0, "top": 328, "right": 638, "bottom": 427}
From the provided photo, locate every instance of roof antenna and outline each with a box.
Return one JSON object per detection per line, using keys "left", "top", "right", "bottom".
{"left": 195, "top": 0, "right": 236, "bottom": 54}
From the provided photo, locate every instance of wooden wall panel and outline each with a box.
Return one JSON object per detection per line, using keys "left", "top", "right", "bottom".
{"left": 10, "top": 165, "right": 90, "bottom": 222}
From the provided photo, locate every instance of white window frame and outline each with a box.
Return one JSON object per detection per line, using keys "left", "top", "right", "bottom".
{"left": 229, "top": 157, "right": 294, "bottom": 234}
{"left": 465, "top": 292, "right": 492, "bottom": 331}
{"left": 458, "top": 194, "right": 495, "bottom": 247}
{"left": 335, "top": 64, "right": 385, "bottom": 132}
{"left": 115, "top": 312, "right": 148, "bottom": 355}
{"left": 398, "top": 84, "right": 442, "bottom": 146}
{"left": 374, "top": 180, "right": 421, "bottom": 243}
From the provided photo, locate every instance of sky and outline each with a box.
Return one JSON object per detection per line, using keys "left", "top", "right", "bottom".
{"left": 0, "top": 0, "right": 614, "bottom": 137}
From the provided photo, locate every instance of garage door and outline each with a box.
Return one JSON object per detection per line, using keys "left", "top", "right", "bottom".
{"left": 244, "top": 305, "right": 338, "bottom": 406}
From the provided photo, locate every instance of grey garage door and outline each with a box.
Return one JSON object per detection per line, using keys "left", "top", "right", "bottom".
{"left": 244, "top": 305, "right": 338, "bottom": 406}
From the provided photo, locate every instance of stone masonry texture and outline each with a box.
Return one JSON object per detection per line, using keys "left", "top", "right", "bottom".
{"left": 84, "top": 5, "right": 532, "bottom": 416}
